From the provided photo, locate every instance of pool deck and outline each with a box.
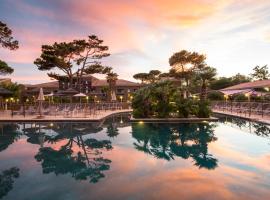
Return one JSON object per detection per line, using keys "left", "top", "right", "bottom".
{"left": 130, "top": 117, "right": 218, "bottom": 123}
{"left": 213, "top": 109, "right": 270, "bottom": 125}
{"left": 0, "top": 109, "right": 132, "bottom": 122}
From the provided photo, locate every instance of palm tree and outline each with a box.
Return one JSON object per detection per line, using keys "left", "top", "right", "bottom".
{"left": 196, "top": 66, "right": 217, "bottom": 101}
{"left": 106, "top": 71, "right": 118, "bottom": 101}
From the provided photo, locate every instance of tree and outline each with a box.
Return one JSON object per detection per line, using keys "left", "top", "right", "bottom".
{"left": 231, "top": 73, "right": 251, "bottom": 84}
{"left": 0, "top": 82, "right": 25, "bottom": 100}
{"left": 148, "top": 70, "right": 161, "bottom": 83}
{"left": 133, "top": 70, "right": 161, "bottom": 84}
{"left": 0, "top": 167, "right": 20, "bottom": 199}
{"left": 133, "top": 73, "right": 149, "bottom": 84}
{"left": 250, "top": 65, "right": 269, "bottom": 80}
{"left": 34, "top": 35, "right": 110, "bottom": 90}
{"left": 196, "top": 66, "right": 217, "bottom": 100}
{"left": 0, "top": 60, "right": 14, "bottom": 75}
{"left": 0, "top": 21, "right": 18, "bottom": 50}
{"left": 106, "top": 71, "right": 118, "bottom": 101}
{"left": 169, "top": 50, "right": 206, "bottom": 73}
{"left": 169, "top": 50, "right": 206, "bottom": 96}
{"left": 209, "top": 73, "right": 250, "bottom": 90}
{"left": 0, "top": 21, "right": 19, "bottom": 76}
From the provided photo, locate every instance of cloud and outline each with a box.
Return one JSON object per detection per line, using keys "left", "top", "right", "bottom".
{"left": 2, "top": 0, "right": 270, "bottom": 83}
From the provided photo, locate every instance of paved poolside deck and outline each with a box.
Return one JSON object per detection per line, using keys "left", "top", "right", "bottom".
{"left": 130, "top": 117, "right": 218, "bottom": 123}
{"left": 213, "top": 109, "right": 270, "bottom": 125}
{"left": 0, "top": 109, "right": 132, "bottom": 122}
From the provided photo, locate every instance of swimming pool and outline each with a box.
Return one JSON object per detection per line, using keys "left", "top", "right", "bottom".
{"left": 0, "top": 114, "right": 270, "bottom": 200}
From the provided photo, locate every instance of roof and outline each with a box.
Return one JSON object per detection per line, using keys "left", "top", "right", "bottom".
{"left": 24, "top": 77, "right": 141, "bottom": 89}
{"left": 92, "top": 79, "right": 141, "bottom": 87}
{"left": 221, "top": 79, "right": 270, "bottom": 91}
{"left": 0, "top": 78, "right": 11, "bottom": 84}
{"left": 0, "top": 87, "right": 13, "bottom": 95}
{"left": 26, "top": 81, "right": 59, "bottom": 88}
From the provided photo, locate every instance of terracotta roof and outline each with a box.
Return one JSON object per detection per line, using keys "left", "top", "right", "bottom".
{"left": 92, "top": 79, "right": 141, "bottom": 87}
{"left": 0, "top": 87, "right": 12, "bottom": 95}
{"left": 221, "top": 79, "right": 270, "bottom": 91}
{"left": 26, "top": 81, "right": 59, "bottom": 88}
{"left": 25, "top": 77, "right": 141, "bottom": 88}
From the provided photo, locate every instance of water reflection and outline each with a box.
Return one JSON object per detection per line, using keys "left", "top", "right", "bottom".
{"left": 0, "top": 167, "right": 20, "bottom": 199}
{"left": 1, "top": 114, "right": 270, "bottom": 199}
{"left": 217, "top": 114, "right": 270, "bottom": 138}
{"left": 0, "top": 124, "right": 21, "bottom": 152}
{"left": 131, "top": 123, "right": 218, "bottom": 170}
{"left": 22, "top": 123, "right": 113, "bottom": 183}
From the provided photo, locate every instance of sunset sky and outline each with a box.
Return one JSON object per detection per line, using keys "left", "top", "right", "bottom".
{"left": 1, "top": 0, "right": 270, "bottom": 83}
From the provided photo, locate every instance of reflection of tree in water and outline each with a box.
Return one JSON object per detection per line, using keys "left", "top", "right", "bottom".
{"left": 252, "top": 123, "right": 270, "bottom": 137}
{"left": 218, "top": 115, "right": 270, "bottom": 138}
{"left": 132, "top": 123, "right": 218, "bottom": 170}
{"left": 22, "top": 123, "right": 113, "bottom": 183}
{"left": 0, "top": 167, "right": 20, "bottom": 199}
{"left": 106, "top": 123, "right": 119, "bottom": 138}
{"left": 0, "top": 124, "right": 21, "bottom": 152}
{"left": 105, "top": 114, "right": 130, "bottom": 138}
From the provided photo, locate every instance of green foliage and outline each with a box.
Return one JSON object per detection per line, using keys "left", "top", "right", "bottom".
{"left": 169, "top": 50, "right": 206, "bottom": 69}
{"left": 250, "top": 65, "right": 269, "bottom": 80}
{"left": 133, "top": 70, "right": 161, "bottom": 84}
{"left": 0, "top": 82, "right": 25, "bottom": 98}
{"left": 210, "top": 73, "right": 251, "bottom": 90}
{"left": 34, "top": 35, "right": 110, "bottom": 87}
{"left": 175, "top": 98, "right": 192, "bottom": 118}
{"left": 234, "top": 94, "right": 248, "bottom": 101}
{"left": 207, "top": 91, "right": 224, "bottom": 100}
{"left": 0, "top": 21, "right": 19, "bottom": 75}
{"left": 197, "top": 100, "right": 211, "bottom": 118}
{"left": 0, "top": 60, "right": 14, "bottom": 75}
{"left": 195, "top": 66, "right": 217, "bottom": 100}
{"left": 132, "top": 81, "right": 211, "bottom": 118}
{"left": 0, "top": 21, "right": 19, "bottom": 50}
{"left": 132, "top": 81, "right": 175, "bottom": 118}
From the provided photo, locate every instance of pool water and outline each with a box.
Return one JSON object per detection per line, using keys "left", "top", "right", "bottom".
{"left": 0, "top": 114, "right": 270, "bottom": 200}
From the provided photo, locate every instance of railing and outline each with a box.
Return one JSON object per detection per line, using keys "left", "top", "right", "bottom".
{"left": 0, "top": 102, "right": 131, "bottom": 118}
{"left": 211, "top": 101, "right": 270, "bottom": 118}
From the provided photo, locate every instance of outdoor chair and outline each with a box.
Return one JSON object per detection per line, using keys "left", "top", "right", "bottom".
{"left": 13, "top": 106, "right": 24, "bottom": 116}
{"left": 26, "top": 106, "right": 36, "bottom": 115}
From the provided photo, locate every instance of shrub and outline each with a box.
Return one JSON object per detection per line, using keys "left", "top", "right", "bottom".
{"left": 132, "top": 81, "right": 212, "bottom": 118}
{"left": 207, "top": 91, "right": 224, "bottom": 101}
{"left": 233, "top": 94, "right": 247, "bottom": 101}
{"left": 176, "top": 98, "right": 192, "bottom": 118}
{"left": 197, "top": 100, "right": 211, "bottom": 118}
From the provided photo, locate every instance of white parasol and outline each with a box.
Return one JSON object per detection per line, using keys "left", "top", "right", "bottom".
{"left": 111, "top": 91, "right": 117, "bottom": 101}
{"left": 37, "top": 88, "right": 45, "bottom": 117}
{"left": 74, "top": 92, "right": 87, "bottom": 104}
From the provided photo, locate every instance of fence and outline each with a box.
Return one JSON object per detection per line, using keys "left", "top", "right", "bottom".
{"left": 211, "top": 101, "right": 270, "bottom": 118}
{"left": 0, "top": 102, "right": 131, "bottom": 118}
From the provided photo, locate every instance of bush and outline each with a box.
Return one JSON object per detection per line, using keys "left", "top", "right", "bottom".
{"left": 207, "top": 91, "right": 224, "bottom": 101}
{"left": 197, "top": 100, "right": 211, "bottom": 118}
{"left": 132, "top": 81, "right": 212, "bottom": 118}
{"left": 176, "top": 98, "right": 192, "bottom": 118}
{"left": 233, "top": 94, "right": 247, "bottom": 101}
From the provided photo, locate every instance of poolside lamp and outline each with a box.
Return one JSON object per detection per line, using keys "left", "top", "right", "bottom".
{"left": 245, "top": 93, "right": 251, "bottom": 101}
